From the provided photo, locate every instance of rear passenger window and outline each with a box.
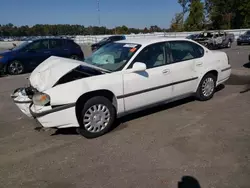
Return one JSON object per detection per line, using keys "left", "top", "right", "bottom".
{"left": 168, "top": 41, "right": 204, "bottom": 63}
{"left": 50, "top": 39, "right": 63, "bottom": 49}
{"left": 66, "top": 40, "right": 79, "bottom": 48}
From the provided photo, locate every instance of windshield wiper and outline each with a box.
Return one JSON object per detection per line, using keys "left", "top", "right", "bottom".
{"left": 90, "top": 63, "right": 111, "bottom": 73}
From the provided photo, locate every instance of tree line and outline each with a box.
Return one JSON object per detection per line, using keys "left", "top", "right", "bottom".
{"left": 170, "top": 0, "right": 250, "bottom": 31}
{"left": 0, "top": 24, "right": 167, "bottom": 37}
{"left": 1, "top": 0, "right": 250, "bottom": 36}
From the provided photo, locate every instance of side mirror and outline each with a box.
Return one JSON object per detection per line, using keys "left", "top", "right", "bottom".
{"left": 131, "top": 62, "right": 147, "bottom": 72}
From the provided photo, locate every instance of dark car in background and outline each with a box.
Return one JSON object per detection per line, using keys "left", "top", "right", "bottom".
{"left": 237, "top": 30, "right": 250, "bottom": 45}
{"left": 0, "top": 38, "right": 84, "bottom": 75}
{"left": 91, "top": 35, "right": 126, "bottom": 52}
{"left": 186, "top": 33, "right": 199, "bottom": 40}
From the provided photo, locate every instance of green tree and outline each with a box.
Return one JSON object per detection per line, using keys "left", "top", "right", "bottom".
{"left": 178, "top": 0, "right": 189, "bottom": 26}
{"left": 170, "top": 13, "right": 184, "bottom": 31}
{"left": 184, "top": 0, "right": 204, "bottom": 31}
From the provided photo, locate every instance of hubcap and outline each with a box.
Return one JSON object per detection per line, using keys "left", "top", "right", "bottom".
{"left": 9, "top": 61, "right": 23, "bottom": 74}
{"left": 202, "top": 77, "right": 215, "bottom": 97}
{"left": 83, "top": 104, "right": 110, "bottom": 133}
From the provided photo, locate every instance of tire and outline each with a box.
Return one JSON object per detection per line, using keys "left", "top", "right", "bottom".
{"left": 227, "top": 41, "right": 232, "bottom": 48}
{"left": 70, "top": 55, "right": 79, "bottom": 60}
{"left": 237, "top": 42, "right": 241, "bottom": 46}
{"left": 77, "top": 96, "right": 116, "bottom": 139}
{"left": 196, "top": 73, "right": 217, "bottom": 101}
{"left": 207, "top": 44, "right": 214, "bottom": 50}
{"left": 7, "top": 60, "right": 25, "bottom": 75}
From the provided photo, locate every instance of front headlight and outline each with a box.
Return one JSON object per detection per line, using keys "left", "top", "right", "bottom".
{"left": 0, "top": 56, "right": 4, "bottom": 59}
{"left": 33, "top": 92, "right": 50, "bottom": 106}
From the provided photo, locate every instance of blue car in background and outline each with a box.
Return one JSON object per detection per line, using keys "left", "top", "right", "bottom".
{"left": 0, "top": 38, "right": 84, "bottom": 75}
{"left": 237, "top": 30, "right": 250, "bottom": 45}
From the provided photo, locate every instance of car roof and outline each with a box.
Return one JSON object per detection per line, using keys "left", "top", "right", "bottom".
{"left": 30, "top": 37, "right": 72, "bottom": 42}
{"left": 115, "top": 37, "right": 192, "bottom": 46}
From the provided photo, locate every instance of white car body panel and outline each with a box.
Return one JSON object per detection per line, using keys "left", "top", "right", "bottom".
{"left": 122, "top": 65, "right": 173, "bottom": 111}
{"left": 30, "top": 105, "right": 78, "bottom": 128}
{"left": 11, "top": 37, "right": 232, "bottom": 129}
{"left": 30, "top": 56, "right": 110, "bottom": 92}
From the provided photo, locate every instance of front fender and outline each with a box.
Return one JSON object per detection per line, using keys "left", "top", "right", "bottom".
{"left": 44, "top": 72, "right": 124, "bottom": 107}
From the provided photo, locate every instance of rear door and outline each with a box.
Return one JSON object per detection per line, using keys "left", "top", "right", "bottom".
{"left": 49, "top": 39, "right": 69, "bottom": 57}
{"left": 166, "top": 40, "right": 204, "bottom": 97}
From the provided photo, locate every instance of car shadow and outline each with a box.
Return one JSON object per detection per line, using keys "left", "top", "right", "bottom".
{"left": 243, "top": 62, "right": 250, "bottom": 69}
{"left": 50, "top": 84, "right": 225, "bottom": 136}
{"left": 111, "top": 84, "right": 225, "bottom": 133}
{"left": 177, "top": 176, "right": 201, "bottom": 188}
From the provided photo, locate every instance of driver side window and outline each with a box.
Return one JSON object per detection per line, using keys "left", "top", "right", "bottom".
{"left": 26, "top": 40, "right": 49, "bottom": 51}
{"left": 129, "top": 42, "right": 166, "bottom": 69}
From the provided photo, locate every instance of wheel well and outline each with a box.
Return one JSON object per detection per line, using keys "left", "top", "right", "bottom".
{"left": 204, "top": 70, "right": 218, "bottom": 81}
{"left": 75, "top": 90, "right": 117, "bottom": 125}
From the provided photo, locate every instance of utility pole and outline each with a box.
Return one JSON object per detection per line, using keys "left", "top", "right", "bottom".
{"left": 97, "top": 0, "right": 101, "bottom": 26}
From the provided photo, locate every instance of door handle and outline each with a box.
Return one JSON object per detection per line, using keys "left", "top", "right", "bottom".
{"left": 162, "top": 69, "right": 170, "bottom": 74}
{"left": 196, "top": 62, "right": 203, "bottom": 66}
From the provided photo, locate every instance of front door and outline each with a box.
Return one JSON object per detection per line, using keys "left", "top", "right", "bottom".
{"left": 24, "top": 39, "right": 50, "bottom": 68}
{"left": 122, "top": 42, "right": 173, "bottom": 112}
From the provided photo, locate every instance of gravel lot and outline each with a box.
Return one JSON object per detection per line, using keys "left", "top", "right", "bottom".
{"left": 0, "top": 43, "right": 249, "bottom": 188}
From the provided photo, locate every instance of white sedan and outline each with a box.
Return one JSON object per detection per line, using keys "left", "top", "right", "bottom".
{"left": 11, "top": 37, "right": 231, "bottom": 138}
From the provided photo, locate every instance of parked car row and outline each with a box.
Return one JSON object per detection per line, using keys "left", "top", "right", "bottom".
{"left": 11, "top": 37, "right": 231, "bottom": 139}
{"left": 186, "top": 30, "right": 250, "bottom": 48}
{"left": 0, "top": 36, "right": 75, "bottom": 42}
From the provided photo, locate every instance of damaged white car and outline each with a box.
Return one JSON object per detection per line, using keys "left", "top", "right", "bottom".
{"left": 11, "top": 38, "right": 231, "bottom": 138}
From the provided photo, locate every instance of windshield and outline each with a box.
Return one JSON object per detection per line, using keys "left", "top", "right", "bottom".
{"left": 84, "top": 42, "right": 141, "bottom": 72}
{"left": 244, "top": 31, "right": 250, "bottom": 35}
{"left": 99, "top": 37, "right": 109, "bottom": 43}
{"left": 12, "top": 41, "right": 31, "bottom": 51}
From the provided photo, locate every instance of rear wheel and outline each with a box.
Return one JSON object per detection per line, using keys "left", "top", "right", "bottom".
{"left": 196, "top": 73, "right": 217, "bottom": 101}
{"left": 7, "top": 60, "right": 24, "bottom": 75}
{"left": 237, "top": 42, "right": 241, "bottom": 46}
{"left": 77, "top": 96, "right": 116, "bottom": 139}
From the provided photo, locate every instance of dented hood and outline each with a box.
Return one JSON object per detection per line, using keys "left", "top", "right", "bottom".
{"left": 29, "top": 56, "right": 107, "bottom": 91}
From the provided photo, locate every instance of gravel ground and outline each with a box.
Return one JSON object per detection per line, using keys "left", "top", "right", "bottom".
{"left": 0, "top": 42, "right": 249, "bottom": 188}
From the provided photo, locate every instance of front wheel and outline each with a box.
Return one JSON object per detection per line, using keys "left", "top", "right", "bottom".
{"left": 77, "top": 96, "right": 116, "bottom": 139}
{"left": 7, "top": 60, "right": 24, "bottom": 75}
{"left": 196, "top": 74, "right": 216, "bottom": 101}
{"left": 227, "top": 41, "right": 232, "bottom": 48}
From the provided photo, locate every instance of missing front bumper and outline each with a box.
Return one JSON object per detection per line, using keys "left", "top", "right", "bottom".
{"left": 12, "top": 87, "right": 79, "bottom": 129}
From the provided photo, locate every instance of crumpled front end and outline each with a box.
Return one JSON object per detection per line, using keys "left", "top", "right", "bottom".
{"left": 11, "top": 87, "right": 37, "bottom": 117}
{"left": 11, "top": 56, "right": 106, "bottom": 129}
{"left": 11, "top": 86, "right": 79, "bottom": 129}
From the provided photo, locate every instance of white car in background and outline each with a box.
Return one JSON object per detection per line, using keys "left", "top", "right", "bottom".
{"left": 11, "top": 37, "right": 231, "bottom": 138}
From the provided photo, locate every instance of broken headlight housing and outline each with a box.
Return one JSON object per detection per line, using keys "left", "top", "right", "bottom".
{"left": 32, "top": 92, "right": 50, "bottom": 106}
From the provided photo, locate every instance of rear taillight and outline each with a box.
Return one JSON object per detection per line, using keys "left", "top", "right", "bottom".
{"left": 227, "top": 54, "right": 230, "bottom": 65}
